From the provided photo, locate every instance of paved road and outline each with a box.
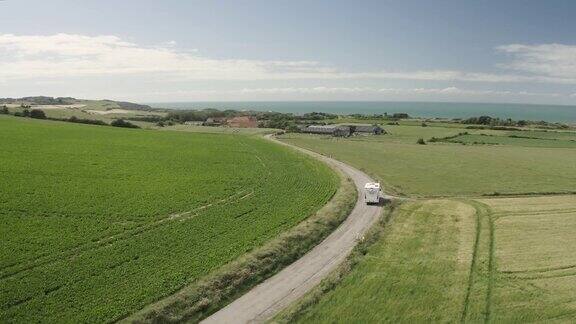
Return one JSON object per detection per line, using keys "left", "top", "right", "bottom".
{"left": 202, "top": 136, "right": 388, "bottom": 324}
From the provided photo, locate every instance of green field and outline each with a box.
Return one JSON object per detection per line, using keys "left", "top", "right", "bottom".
{"left": 284, "top": 196, "right": 576, "bottom": 323}
{"left": 0, "top": 116, "right": 337, "bottom": 322}
{"left": 278, "top": 126, "right": 576, "bottom": 196}
{"left": 277, "top": 121, "right": 576, "bottom": 323}
{"left": 480, "top": 195, "right": 576, "bottom": 322}
{"left": 161, "top": 123, "right": 278, "bottom": 135}
{"left": 443, "top": 133, "right": 576, "bottom": 148}
{"left": 289, "top": 200, "right": 478, "bottom": 323}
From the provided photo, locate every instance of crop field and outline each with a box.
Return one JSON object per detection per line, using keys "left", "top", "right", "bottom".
{"left": 0, "top": 116, "right": 337, "bottom": 323}
{"left": 278, "top": 125, "right": 576, "bottom": 196}
{"left": 284, "top": 196, "right": 576, "bottom": 323}
{"left": 479, "top": 195, "right": 576, "bottom": 322}
{"left": 287, "top": 199, "right": 479, "bottom": 323}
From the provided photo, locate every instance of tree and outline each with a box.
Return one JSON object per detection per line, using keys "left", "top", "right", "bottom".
{"left": 111, "top": 119, "right": 140, "bottom": 128}
{"left": 417, "top": 138, "right": 426, "bottom": 145}
{"left": 0, "top": 106, "right": 8, "bottom": 114}
{"left": 29, "top": 109, "right": 47, "bottom": 119}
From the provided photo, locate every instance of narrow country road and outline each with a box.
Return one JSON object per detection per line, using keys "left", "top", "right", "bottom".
{"left": 202, "top": 135, "right": 390, "bottom": 324}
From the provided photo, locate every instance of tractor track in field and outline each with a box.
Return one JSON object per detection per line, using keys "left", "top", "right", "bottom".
{"left": 0, "top": 188, "right": 255, "bottom": 282}
{"left": 0, "top": 137, "right": 270, "bottom": 283}
{"left": 201, "top": 135, "right": 397, "bottom": 324}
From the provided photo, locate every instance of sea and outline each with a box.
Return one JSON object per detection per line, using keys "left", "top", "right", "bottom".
{"left": 147, "top": 101, "right": 576, "bottom": 123}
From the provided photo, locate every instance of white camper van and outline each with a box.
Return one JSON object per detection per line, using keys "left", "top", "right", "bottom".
{"left": 364, "top": 182, "right": 381, "bottom": 204}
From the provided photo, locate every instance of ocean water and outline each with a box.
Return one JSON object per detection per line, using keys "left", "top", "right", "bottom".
{"left": 148, "top": 101, "right": 576, "bottom": 123}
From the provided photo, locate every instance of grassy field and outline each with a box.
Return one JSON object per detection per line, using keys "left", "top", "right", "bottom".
{"left": 0, "top": 116, "right": 337, "bottom": 323}
{"left": 283, "top": 199, "right": 479, "bottom": 323}
{"left": 161, "top": 123, "right": 279, "bottom": 135}
{"left": 281, "top": 196, "right": 576, "bottom": 323}
{"left": 276, "top": 121, "right": 576, "bottom": 323}
{"left": 479, "top": 195, "right": 576, "bottom": 322}
{"left": 442, "top": 133, "right": 576, "bottom": 148}
{"left": 278, "top": 125, "right": 576, "bottom": 196}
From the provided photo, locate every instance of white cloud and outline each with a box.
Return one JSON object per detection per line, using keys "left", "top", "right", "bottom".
{"left": 2, "top": 33, "right": 576, "bottom": 86}
{"left": 0, "top": 33, "right": 328, "bottom": 80}
{"left": 1, "top": 33, "right": 576, "bottom": 105}
{"left": 218, "top": 86, "right": 565, "bottom": 98}
{"left": 497, "top": 43, "right": 576, "bottom": 82}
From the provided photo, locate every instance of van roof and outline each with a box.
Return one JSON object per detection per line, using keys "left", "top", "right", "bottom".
{"left": 364, "top": 182, "right": 380, "bottom": 189}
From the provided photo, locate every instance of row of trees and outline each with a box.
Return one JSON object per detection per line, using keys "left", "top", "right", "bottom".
{"left": 461, "top": 115, "right": 569, "bottom": 129}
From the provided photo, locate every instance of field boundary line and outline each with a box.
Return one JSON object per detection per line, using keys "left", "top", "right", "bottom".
{"left": 459, "top": 200, "right": 483, "bottom": 323}
{"left": 493, "top": 209, "right": 576, "bottom": 217}
{"left": 484, "top": 203, "right": 496, "bottom": 324}
{"left": 502, "top": 263, "right": 576, "bottom": 275}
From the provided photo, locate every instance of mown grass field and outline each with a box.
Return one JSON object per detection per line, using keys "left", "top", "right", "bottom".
{"left": 443, "top": 133, "right": 576, "bottom": 148}
{"left": 0, "top": 116, "right": 338, "bottom": 323}
{"left": 480, "top": 195, "right": 576, "bottom": 322}
{"left": 286, "top": 200, "right": 478, "bottom": 323}
{"left": 282, "top": 196, "right": 576, "bottom": 323}
{"left": 278, "top": 125, "right": 576, "bottom": 196}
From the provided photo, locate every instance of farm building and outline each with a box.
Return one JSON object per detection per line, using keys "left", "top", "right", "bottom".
{"left": 334, "top": 125, "right": 352, "bottom": 137}
{"left": 353, "top": 125, "right": 386, "bottom": 135}
{"left": 227, "top": 116, "right": 258, "bottom": 128}
{"left": 299, "top": 125, "right": 352, "bottom": 137}
{"left": 300, "top": 125, "right": 334, "bottom": 134}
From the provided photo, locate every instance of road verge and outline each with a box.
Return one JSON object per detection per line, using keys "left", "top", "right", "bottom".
{"left": 272, "top": 200, "right": 400, "bottom": 323}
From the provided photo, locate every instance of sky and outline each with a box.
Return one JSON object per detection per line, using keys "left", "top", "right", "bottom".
{"left": 0, "top": 0, "right": 576, "bottom": 104}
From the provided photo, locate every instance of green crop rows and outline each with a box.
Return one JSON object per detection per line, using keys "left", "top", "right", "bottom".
{"left": 0, "top": 116, "right": 337, "bottom": 323}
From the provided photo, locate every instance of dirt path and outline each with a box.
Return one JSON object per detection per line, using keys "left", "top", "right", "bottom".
{"left": 202, "top": 135, "right": 391, "bottom": 324}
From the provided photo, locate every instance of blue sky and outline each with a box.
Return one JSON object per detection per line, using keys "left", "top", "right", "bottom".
{"left": 1, "top": 0, "right": 575, "bottom": 104}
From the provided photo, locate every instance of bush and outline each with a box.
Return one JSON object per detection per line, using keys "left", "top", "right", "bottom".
{"left": 111, "top": 119, "right": 140, "bottom": 128}
{"left": 392, "top": 113, "right": 409, "bottom": 119}
{"left": 417, "top": 138, "right": 426, "bottom": 145}
{"left": 67, "top": 116, "right": 108, "bottom": 126}
{"left": 14, "top": 109, "right": 31, "bottom": 117}
{"left": 29, "top": 109, "right": 47, "bottom": 119}
{"left": 421, "top": 122, "right": 428, "bottom": 127}
{"left": 0, "top": 106, "right": 8, "bottom": 114}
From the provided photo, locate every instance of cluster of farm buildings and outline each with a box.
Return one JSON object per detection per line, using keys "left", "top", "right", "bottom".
{"left": 298, "top": 124, "right": 386, "bottom": 136}
{"left": 188, "top": 115, "right": 386, "bottom": 137}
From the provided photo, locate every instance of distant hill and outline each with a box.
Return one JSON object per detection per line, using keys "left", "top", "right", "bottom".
{"left": 0, "top": 96, "right": 152, "bottom": 111}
